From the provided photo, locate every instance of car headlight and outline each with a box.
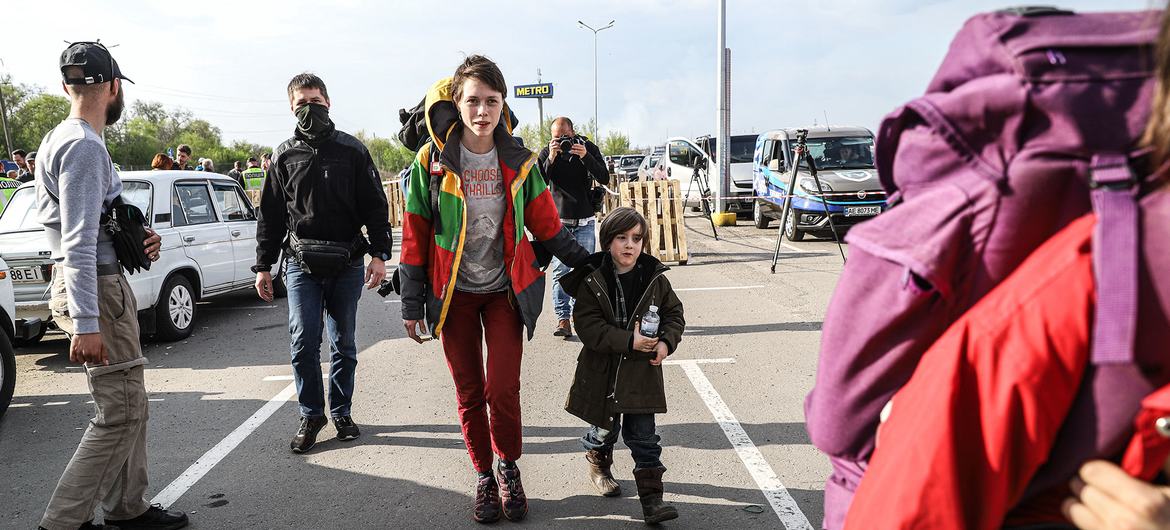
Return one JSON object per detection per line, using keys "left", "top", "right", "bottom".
{"left": 798, "top": 177, "right": 833, "bottom": 194}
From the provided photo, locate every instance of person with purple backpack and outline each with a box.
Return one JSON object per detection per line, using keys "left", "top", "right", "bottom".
{"left": 803, "top": 6, "right": 1170, "bottom": 529}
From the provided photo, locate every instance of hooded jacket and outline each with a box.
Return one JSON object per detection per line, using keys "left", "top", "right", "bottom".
{"left": 398, "top": 78, "right": 588, "bottom": 339}
{"left": 560, "top": 252, "right": 685, "bottom": 428}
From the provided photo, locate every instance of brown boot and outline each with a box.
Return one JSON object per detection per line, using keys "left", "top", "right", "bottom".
{"left": 633, "top": 466, "right": 679, "bottom": 524}
{"left": 554, "top": 319, "right": 572, "bottom": 338}
{"left": 586, "top": 449, "right": 622, "bottom": 497}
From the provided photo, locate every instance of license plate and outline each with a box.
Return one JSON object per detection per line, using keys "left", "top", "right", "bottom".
{"left": 845, "top": 206, "right": 881, "bottom": 217}
{"left": 11, "top": 266, "right": 45, "bottom": 284}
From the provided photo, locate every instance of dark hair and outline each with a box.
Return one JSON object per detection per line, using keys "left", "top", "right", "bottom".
{"left": 177, "top": 144, "right": 192, "bottom": 155}
{"left": 287, "top": 72, "right": 329, "bottom": 102}
{"left": 247, "top": 156, "right": 258, "bottom": 163}
{"left": 551, "top": 116, "right": 574, "bottom": 131}
{"left": 11, "top": 149, "right": 26, "bottom": 158}
{"left": 599, "top": 207, "right": 650, "bottom": 251}
{"left": 451, "top": 55, "right": 507, "bottom": 103}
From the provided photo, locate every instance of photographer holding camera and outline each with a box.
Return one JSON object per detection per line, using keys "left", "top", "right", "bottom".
{"left": 537, "top": 116, "right": 609, "bottom": 338}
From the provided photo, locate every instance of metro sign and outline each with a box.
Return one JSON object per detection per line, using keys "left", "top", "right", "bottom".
{"left": 514, "top": 83, "right": 554, "bottom": 99}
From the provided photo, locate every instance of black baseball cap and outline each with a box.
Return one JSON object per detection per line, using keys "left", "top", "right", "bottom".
{"left": 60, "top": 41, "right": 134, "bottom": 85}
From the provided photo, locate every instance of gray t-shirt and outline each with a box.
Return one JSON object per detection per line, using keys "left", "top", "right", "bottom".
{"left": 35, "top": 118, "right": 121, "bottom": 335}
{"left": 456, "top": 142, "right": 509, "bottom": 293}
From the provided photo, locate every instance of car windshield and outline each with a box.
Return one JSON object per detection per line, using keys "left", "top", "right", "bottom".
{"left": 799, "top": 136, "right": 875, "bottom": 170}
{"left": 697, "top": 136, "right": 755, "bottom": 164}
{"left": 621, "top": 156, "right": 644, "bottom": 168}
{"left": 0, "top": 187, "right": 41, "bottom": 233}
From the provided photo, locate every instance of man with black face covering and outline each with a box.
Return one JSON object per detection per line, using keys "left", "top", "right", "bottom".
{"left": 36, "top": 41, "right": 187, "bottom": 530}
{"left": 253, "top": 73, "right": 391, "bottom": 453}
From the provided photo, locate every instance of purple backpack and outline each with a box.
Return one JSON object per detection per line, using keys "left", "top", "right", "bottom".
{"left": 803, "top": 8, "right": 1165, "bottom": 529}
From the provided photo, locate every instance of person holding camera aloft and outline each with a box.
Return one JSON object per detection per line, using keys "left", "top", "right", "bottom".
{"left": 537, "top": 116, "right": 609, "bottom": 339}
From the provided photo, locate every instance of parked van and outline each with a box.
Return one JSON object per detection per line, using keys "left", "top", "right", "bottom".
{"left": 641, "top": 136, "right": 753, "bottom": 212}
{"left": 751, "top": 126, "right": 886, "bottom": 240}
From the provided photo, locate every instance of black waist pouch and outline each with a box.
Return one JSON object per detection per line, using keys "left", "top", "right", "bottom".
{"left": 289, "top": 234, "right": 365, "bottom": 277}
{"left": 101, "top": 196, "right": 152, "bottom": 275}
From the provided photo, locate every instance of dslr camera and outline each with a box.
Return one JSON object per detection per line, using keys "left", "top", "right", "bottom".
{"left": 556, "top": 134, "right": 586, "bottom": 157}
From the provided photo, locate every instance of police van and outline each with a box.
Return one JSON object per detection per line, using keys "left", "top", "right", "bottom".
{"left": 751, "top": 127, "right": 887, "bottom": 240}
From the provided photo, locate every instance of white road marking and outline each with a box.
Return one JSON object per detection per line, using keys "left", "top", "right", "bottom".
{"left": 151, "top": 382, "right": 296, "bottom": 508}
{"left": 201, "top": 305, "right": 277, "bottom": 310}
{"left": 675, "top": 360, "right": 812, "bottom": 530}
{"left": 383, "top": 299, "right": 402, "bottom": 304}
{"left": 675, "top": 285, "right": 764, "bottom": 292}
{"left": 662, "top": 358, "right": 736, "bottom": 365}
{"left": 149, "top": 398, "right": 165, "bottom": 402}
{"left": 9, "top": 403, "right": 30, "bottom": 408}
{"left": 44, "top": 401, "right": 69, "bottom": 406}
{"left": 781, "top": 242, "right": 812, "bottom": 254}
{"left": 262, "top": 375, "right": 295, "bottom": 381}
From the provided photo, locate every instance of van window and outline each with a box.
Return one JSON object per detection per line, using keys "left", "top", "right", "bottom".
{"left": 729, "top": 136, "right": 755, "bottom": 164}
{"left": 760, "top": 140, "right": 773, "bottom": 165}
{"left": 799, "top": 136, "right": 875, "bottom": 170}
{"left": 668, "top": 141, "right": 694, "bottom": 166}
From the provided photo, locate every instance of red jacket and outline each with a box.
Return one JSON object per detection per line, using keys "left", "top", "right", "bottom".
{"left": 846, "top": 202, "right": 1170, "bottom": 529}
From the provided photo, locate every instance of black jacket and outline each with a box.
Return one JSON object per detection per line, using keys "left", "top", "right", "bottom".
{"left": 254, "top": 129, "right": 392, "bottom": 269}
{"left": 537, "top": 137, "right": 609, "bottom": 219}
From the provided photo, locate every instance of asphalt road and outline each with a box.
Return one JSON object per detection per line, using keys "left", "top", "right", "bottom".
{"left": 1, "top": 214, "right": 848, "bottom": 529}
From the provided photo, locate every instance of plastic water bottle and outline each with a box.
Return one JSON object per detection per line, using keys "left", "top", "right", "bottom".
{"left": 641, "top": 305, "right": 660, "bottom": 338}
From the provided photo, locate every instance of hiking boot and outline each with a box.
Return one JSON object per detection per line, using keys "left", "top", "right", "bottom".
{"left": 290, "top": 415, "right": 328, "bottom": 453}
{"left": 473, "top": 474, "right": 501, "bottom": 524}
{"left": 496, "top": 461, "right": 529, "bottom": 521}
{"left": 333, "top": 415, "right": 360, "bottom": 441}
{"left": 553, "top": 319, "right": 572, "bottom": 338}
{"left": 633, "top": 467, "right": 678, "bottom": 524}
{"left": 104, "top": 504, "right": 189, "bottom": 530}
{"left": 586, "top": 449, "right": 622, "bottom": 497}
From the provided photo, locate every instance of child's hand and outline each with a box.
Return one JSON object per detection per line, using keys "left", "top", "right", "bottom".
{"left": 632, "top": 321, "right": 659, "bottom": 353}
{"left": 649, "top": 341, "right": 669, "bottom": 366}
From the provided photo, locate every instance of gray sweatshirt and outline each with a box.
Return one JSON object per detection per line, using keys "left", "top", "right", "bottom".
{"left": 35, "top": 118, "right": 120, "bottom": 335}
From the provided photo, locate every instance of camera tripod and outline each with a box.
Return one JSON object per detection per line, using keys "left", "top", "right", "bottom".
{"left": 770, "top": 129, "right": 847, "bottom": 273}
{"left": 687, "top": 164, "right": 719, "bottom": 240}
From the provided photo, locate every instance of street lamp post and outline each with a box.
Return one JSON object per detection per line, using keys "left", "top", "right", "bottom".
{"left": 577, "top": 19, "right": 614, "bottom": 139}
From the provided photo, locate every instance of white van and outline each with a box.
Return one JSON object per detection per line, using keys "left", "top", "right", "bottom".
{"left": 644, "top": 136, "right": 754, "bottom": 212}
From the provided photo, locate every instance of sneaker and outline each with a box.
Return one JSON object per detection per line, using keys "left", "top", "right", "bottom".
{"left": 333, "top": 415, "right": 360, "bottom": 441}
{"left": 496, "top": 461, "right": 529, "bottom": 521}
{"left": 473, "top": 474, "right": 502, "bottom": 524}
{"left": 553, "top": 319, "right": 572, "bottom": 338}
{"left": 290, "top": 415, "right": 328, "bottom": 453}
{"left": 104, "top": 504, "right": 189, "bottom": 530}
{"left": 42, "top": 523, "right": 120, "bottom": 530}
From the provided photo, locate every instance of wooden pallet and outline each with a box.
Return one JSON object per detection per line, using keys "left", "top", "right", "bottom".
{"left": 618, "top": 180, "right": 689, "bottom": 264}
{"left": 596, "top": 185, "right": 623, "bottom": 221}
{"left": 384, "top": 180, "right": 406, "bottom": 228}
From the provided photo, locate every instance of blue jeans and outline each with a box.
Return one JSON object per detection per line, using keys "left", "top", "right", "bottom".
{"left": 285, "top": 258, "right": 365, "bottom": 418}
{"left": 581, "top": 413, "right": 663, "bottom": 469}
{"left": 551, "top": 220, "right": 596, "bottom": 320}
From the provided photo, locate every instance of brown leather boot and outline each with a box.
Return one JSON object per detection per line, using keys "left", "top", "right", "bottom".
{"left": 554, "top": 319, "right": 572, "bottom": 338}
{"left": 586, "top": 449, "right": 622, "bottom": 497}
{"left": 633, "top": 466, "right": 679, "bottom": 524}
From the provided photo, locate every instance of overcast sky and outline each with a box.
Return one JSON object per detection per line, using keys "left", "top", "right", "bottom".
{"left": 2, "top": 0, "right": 1157, "bottom": 150}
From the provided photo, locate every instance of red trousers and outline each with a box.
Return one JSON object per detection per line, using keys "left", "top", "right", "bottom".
{"left": 440, "top": 290, "right": 524, "bottom": 472}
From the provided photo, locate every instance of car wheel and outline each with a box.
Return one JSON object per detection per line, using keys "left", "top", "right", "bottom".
{"left": 13, "top": 321, "right": 46, "bottom": 348}
{"left": 753, "top": 200, "right": 771, "bottom": 229}
{"left": 0, "top": 331, "right": 15, "bottom": 419}
{"left": 155, "top": 274, "right": 197, "bottom": 342}
{"left": 784, "top": 209, "right": 806, "bottom": 242}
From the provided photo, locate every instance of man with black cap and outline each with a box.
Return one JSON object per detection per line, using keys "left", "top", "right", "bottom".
{"left": 21, "top": 151, "right": 38, "bottom": 183}
{"left": 35, "top": 41, "right": 187, "bottom": 530}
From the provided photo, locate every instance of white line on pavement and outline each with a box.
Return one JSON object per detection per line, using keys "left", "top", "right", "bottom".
{"left": 662, "top": 358, "right": 736, "bottom": 365}
{"left": 383, "top": 299, "right": 402, "bottom": 304}
{"left": 675, "top": 286, "right": 765, "bottom": 292}
{"left": 44, "top": 401, "right": 69, "bottom": 406}
{"left": 262, "top": 375, "right": 294, "bottom": 381}
{"left": 675, "top": 360, "right": 813, "bottom": 530}
{"left": 9, "top": 403, "right": 30, "bottom": 408}
{"left": 151, "top": 382, "right": 296, "bottom": 508}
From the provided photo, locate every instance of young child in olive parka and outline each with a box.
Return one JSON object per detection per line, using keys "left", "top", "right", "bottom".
{"left": 559, "top": 207, "right": 685, "bottom": 524}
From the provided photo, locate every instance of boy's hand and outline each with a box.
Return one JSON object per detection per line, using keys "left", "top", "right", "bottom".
{"left": 650, "top": 341, "right": 669, "bottom": 365}
{"left": 1063, "top": 460, "right": 1170, "bottom": 530}
{"left": 632, "top": 321, "right": 659, "bottom": 353}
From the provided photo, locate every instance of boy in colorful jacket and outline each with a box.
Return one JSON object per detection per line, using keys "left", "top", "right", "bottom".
{"left": 397, "top": 55, "right": 588, "bottom": 524}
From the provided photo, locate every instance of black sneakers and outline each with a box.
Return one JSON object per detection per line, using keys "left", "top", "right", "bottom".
{"left": 333, "top": 415, "right": 360, "bottom": 441}
{"left": 290, "top": 415, "right": 328, "bottom": 453}
{"left": 41, "top": 522, "right": 120, "bottom": 530}
{"left": 104, "top": 504, "right": 189, "bottom": 530}
{"left": 473, "top": 474, "right": 502, "bottom": 524}
{"left": 496, "top": 461, "right": 529, "bottom": 521}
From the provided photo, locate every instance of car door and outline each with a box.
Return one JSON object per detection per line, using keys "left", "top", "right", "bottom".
{"left": 118, "top": 179, "right": 159, "bottom": 309}
{"left": 210, "top": 182, "right": 258, "bottom": 286}
{"left": 171, "top": 181, "right": 234, "bottom": 292}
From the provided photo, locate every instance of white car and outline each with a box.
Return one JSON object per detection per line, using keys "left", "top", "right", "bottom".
{"left": 1, "top": 256, "right": 16, "bottom": 416}
{"left": 0, "top": 170, "right": 284, "bottom": 344}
